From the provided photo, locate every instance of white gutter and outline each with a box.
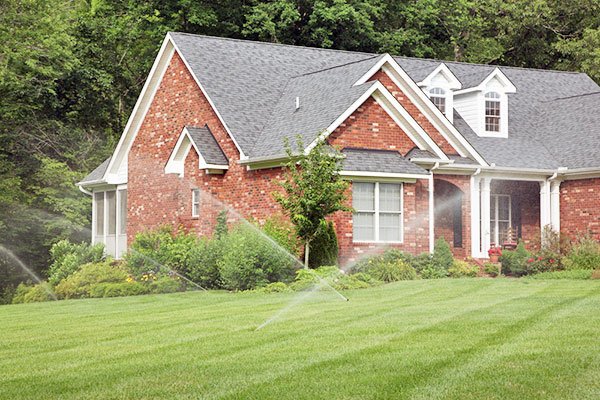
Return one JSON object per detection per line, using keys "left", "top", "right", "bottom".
{"left": 429, "top": 162, "right": 440, "bottom": 254}
{"left": 78, "top": 185, "right": 93, "bottom": 196}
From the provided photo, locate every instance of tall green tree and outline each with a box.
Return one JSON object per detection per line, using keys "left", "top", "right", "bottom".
{"left": 273, "top": 136, "right": 352, "bottom": 267}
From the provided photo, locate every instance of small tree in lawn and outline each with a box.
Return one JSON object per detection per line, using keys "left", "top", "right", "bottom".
{"left": 273, "top": 135, "right": 353, "bottom": 268}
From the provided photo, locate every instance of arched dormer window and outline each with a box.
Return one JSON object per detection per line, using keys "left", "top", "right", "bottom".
{"left": 429, "top": 87, "right": 446, "bottom": 113}
{"left": 484, "top": 92, "right": 501, "bottom": 132}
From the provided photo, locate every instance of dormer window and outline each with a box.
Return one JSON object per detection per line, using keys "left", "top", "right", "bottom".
{"left": 484, "top": 92, "right": 501, "bottom": 132}
{"left": 429, "top": 87, "right": 446, "bottom": 113}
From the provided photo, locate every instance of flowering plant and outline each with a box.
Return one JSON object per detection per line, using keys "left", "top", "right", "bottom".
{"left": 488, "top": 247, "right": 503, "bottom": 256}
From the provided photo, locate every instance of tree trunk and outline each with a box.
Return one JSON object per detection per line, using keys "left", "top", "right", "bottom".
{"left": 304, "top": 241, "right": 310, "bottom": 269}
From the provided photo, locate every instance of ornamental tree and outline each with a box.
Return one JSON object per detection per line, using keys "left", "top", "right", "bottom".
{"left": 273, "top": 135, "right": 353, "bottom": 267}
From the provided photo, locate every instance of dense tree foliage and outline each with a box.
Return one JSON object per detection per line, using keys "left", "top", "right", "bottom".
{"left": 2, "top": 0, "right": 600, "bottom": 285}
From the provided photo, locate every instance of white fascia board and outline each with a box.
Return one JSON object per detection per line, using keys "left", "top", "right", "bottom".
{"left": 340, "top": 170, "right": 426, "bottom": 182}
{"left": 104, "top": 36, "right": 175, "bottom": 183}
{"left": 165, "top": 127, "right": 229, "bottom": 176}
{"left": 304, "top": 83, "right": 378, "bottom": 153}
{"left": 455, "top": 68, "right": 516, "bottom": 95}
{"left": 353, "top": 54, "right": 488, "bottom": 166}
{"left": 169, "top": 36, "right": 247, "bottom": 160}
{"left": 417, "top": 63, "right": 462, "bottom": 90}
{"left": 372, "top": 89, "right": 448, "bottom": 160}
{"left": 304, "top": 81, "right": 448, "bottom": 160}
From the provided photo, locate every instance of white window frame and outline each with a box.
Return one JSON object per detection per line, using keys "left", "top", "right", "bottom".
{"left": 484, "top": 92, "right": 501, "bottom": 133}
{"left": 192, "top": 189, "right": 200, "bottom": 217}
{"left": 353, "top": 182, "right": 404, "bottom": 243}
{"left": 490, "top": 194, "right": 511, "bottom": 245}
{"left": 429, "top": 87, "right": 446, "bottom": 114}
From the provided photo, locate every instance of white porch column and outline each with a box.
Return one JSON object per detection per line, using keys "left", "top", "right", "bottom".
{"left": 539, "top": 180, "right": 551, "bottom": 233}
{"left": 480, "top": 177, "right": 491, "bottom": 255}
{"left": 550, "top": 180, "right": 561, "bottom": 233}
{"left": 429, "top": 174, "right": 435, "bottom": 254}
{"left": 470, "top": 176, "right": 481, "bottom": 258}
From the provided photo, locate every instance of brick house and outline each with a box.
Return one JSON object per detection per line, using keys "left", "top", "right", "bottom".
{"left": 78, "top": 32, "right": 600, "bottom": 262}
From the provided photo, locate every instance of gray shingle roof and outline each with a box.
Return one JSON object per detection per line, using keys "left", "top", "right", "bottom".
{"left": 186, "top": 126, "right": 228, "bottom": 165}
{"left": 80, "top": 32, "right": 600, "bottom": 181}
{"left": 80, "top": 157, "right": 111, "bottom": 185}
{"left": 342, "top": 148, "right": 428, "bottom": 175}
{"left": 405, "top": 148, "right": 437, "bottom": 159}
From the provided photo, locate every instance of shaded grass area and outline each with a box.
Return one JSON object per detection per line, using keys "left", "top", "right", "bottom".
{"left": 1, "top": 279, "right": 599, "bottom": 399}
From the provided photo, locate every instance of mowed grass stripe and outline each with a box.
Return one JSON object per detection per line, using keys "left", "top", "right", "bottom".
{"left": 0, "top": 280, "right": 598, "bottom": 399}
{"left": 223, "top": 281, "right": 556, "bottom": 399}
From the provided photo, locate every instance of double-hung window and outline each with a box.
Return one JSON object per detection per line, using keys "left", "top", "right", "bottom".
{"left": 192, "top": 189, "right": 200, "bottom": 217}
{"left": 485, "top": 92, "right": 501, "bottom": 132}
{"left": 353, "top": 182, "right": 402, "bottom": 242}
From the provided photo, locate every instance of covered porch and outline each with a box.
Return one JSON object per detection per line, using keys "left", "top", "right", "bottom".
{"left": 470, "top": 175, "right": 561, "bottom": 258}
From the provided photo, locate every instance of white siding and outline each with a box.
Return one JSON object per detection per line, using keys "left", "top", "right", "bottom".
{"left": 116, "top": 156, "right": 128, "bottom": 183}
{"left": 454, "top": 91, "right": 482, "bottom": 133}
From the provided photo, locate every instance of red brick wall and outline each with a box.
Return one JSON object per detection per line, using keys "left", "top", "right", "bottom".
{"left": 369, "top": 69, "right": 458, "bottom": 155}
{"left": 328, "top": 97, "right": 418, "bottom": 153}
{"left": 126, "top": 51, "right": 459, "bottom": 263}
{"left": 433, "top": 175, "right": 471, "bottom": 258}
{"left": 128, "top": 52, "right": 284, "bottom": 244}
{"left": 334, "top": 179, "right": 431, "bottom": 265}
{"left": 560, "top": 178, "right": 600, "bottom": 239}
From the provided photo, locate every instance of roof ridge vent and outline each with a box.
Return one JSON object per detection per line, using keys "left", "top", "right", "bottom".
{"left": 295, "top": 96, "right": 300, "bottom": 110}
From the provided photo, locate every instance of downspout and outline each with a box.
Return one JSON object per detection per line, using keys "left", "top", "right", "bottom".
{"left": 78, "top": 185, "right": 93, "bottom": 196}
{"left": 429, "top": 162, "right": 440, "bottom": 254}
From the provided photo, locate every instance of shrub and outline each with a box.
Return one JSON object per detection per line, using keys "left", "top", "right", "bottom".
{"left": 527, "top": 270, "right": 593, "bottom": 280}
{"left": 449, "top": 259, "right": 479, "bottom": 278}
{"left": 54, "top": 261, "right": 128, "bottom": 299}
{"left": 409, "top": 253, "right": 434, "bottom": 275}
{"left": 332, "top": 274, "right": 372, "bottom": 290}
{"left": 218, "top": 225, "right": 297, "bottom": 290}
{"left": 255, "top": 282, "right": 292, "bottom": 293}
{"left": 148, "top": 277, "right": 183, "bottom": 294}
{"left": 523, "top": 253, "right": 560, "bottom": 275}
{"left": 11, "top": 282, "right": 32, "bottom": 304}
{"left": 500, "top": 240, "right": 529, "bottom": 276}
{"left": 483, "top": 263, "right": 500, "bottom": 277}
{"left": 563, "top": 235, "right": 600, "bottom": 270}
{"left": 48, "top": 240, "right": 106, "bottom": 285}
{"left": 90, "top": 282, "right": 149, "bottom": 298}
{"left": 369, "top": 259, "right": 416, "bottom": 282}
{"left": 432, "top": 237, "right": 454, "bottom": 271}
{"left": 308, "top": 221, "right": 338, "bottom": 268}
{"left": 124, "top": 225, "right": 199, "bottom": 279}
{"left": 1, "top": 285, "right": 16, "bottom": 305}
{"left": 12, "top": 282, "right": 54, "bottom": 304}
{"left": 185, "top": 237, "right": 222, "bottom": 289}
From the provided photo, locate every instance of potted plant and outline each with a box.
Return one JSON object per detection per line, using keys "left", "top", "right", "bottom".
{"left": 488, "top": 246, "right": 502, "bottom": 263}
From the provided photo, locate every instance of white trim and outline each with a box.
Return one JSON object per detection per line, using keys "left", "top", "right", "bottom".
{"left": 550, "top": 180, "right": 561, "bottom": 232}
{"left": 352, "top": 54, "right": 488, "bottom": 165}
{"left": 164, "top": 127, "right": 229, "bottom": 177}
{"left": 305, "top": 81, "right": 448, "bottom": 160}
{"left": 101, "top": 33, "right": 244, "bottom": 187}
{"left": 470, "top": 176, "right": 481, "bottom": 257}
{"left": 454, "top": 68, "right": 517, "bottom": 95}
{"left": 341, "top": 170, "right": 427, "bottom": 181}
{"left": 104, "top": 37, "right": 175, "bottom": 185}
{"left": 352, "top": 181, "right": 404, "bottom": 243}
{"left": 192, "top": 189, "right": 200, "bottom": 217}
{"left": 428, "top": 173, "right": 435, "bottom": 253}
{"left": 417, "top": 63, "right": 462, "bottom": 90}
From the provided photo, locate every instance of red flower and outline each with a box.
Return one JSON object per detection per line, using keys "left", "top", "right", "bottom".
{"left": 528, "top": 259, "right": 534, "bottom": 263}
{"left": 550, "top": 259, "right": 554, "bottom": 263}
{"left": 538, "top": 257, "right": 543, "bottom": 260}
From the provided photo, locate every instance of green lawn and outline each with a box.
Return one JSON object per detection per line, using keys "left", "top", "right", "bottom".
{"left": 1, "top": 279, "right": 600, "bottom": 399}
